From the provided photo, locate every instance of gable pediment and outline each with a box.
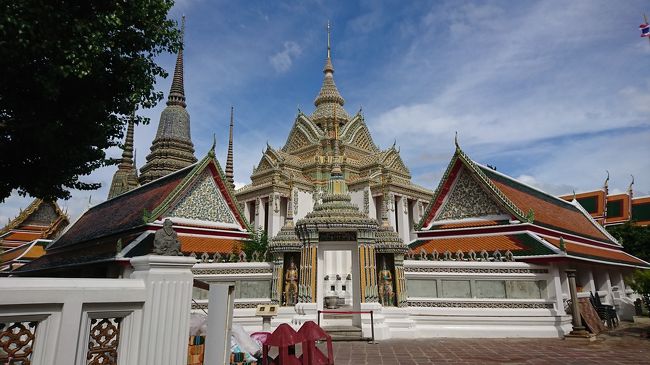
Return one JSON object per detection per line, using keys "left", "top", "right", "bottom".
{"left": 435, "top": 167, "right": 507, "bottom": 222}
{"left": 167, "top": 169, "right": 240, "bottom": 228}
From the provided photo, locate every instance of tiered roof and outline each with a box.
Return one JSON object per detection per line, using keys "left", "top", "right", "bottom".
{"left": 411, "top": 143, "right": 649, "bottom": 269}
{"left": 558, "top": 178, "right": 650, "bottom": 227}
{"left": 16, "top": 151, "right": 251, "bottom": 276}
{"left": 0, "top": 199, "right": 69, "bottom": 272}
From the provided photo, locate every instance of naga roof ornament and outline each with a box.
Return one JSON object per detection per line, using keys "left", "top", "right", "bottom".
{"left": 139, "top": 16, "right": 197, "bottom": 184}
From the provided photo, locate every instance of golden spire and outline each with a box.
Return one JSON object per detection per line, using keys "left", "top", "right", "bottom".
{"left": 312, "top": 21, "right": 348, "bottom": 123}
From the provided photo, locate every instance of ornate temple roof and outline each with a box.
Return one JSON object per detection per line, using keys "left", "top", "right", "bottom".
{"left": 0, "top": 199, "right": 68, "bottom": 250}
{"left": 139, "top": 17, "right": 197, "bottom": 185}
{"left": 108, "top": 115, "right": 139, "bottom": 199}
{"left": 558, "top": 176, "right": 650, "bottom": 227}
{"left": 411, "top": 141, "right": 649, "bottom": 268}
{"left": 296, "top": 135, "right": 378, "bottom": 237}
{"left": 0, "top": 199, "right": 69, "bottom": 273}
{"left": 16, "top": 150, "right": 251, "bottom": 275}
{"left": 310, "top": 22, "right": 350, "bottom": 125}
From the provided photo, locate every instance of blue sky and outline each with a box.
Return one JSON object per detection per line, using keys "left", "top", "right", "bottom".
{"left": 2, "top": 0, "right": 649, "bottom": 224}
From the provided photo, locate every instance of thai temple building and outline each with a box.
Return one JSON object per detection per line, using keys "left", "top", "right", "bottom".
{"left": 235, "top": 23, "right": 433, "bottom": 245}
{"left": 7, "top": 22, "right": 649, "bottom": 339}
{"left": 558, "top": 176, "right": 650, "bottom": 227}
{"left": 0, "top": 199, "right": 69, "bottom": 273}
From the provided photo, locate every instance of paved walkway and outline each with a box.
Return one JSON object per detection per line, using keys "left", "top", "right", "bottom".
{"left": 328, "top": 324, "right": 650, "bottom": 364}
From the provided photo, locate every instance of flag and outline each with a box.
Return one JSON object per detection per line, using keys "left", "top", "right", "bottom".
{"left": 641, "top": 23, "right": 650, "bottom": 37}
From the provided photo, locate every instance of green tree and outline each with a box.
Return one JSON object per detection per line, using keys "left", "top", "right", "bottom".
{"left": 0, "top": 0, "right": 181, "bottom": 201}
{"left": 607, "top": 222, "right": 650, "bottom": 262}
{"left": 243, "top": 229, "right": 268, "bottom": 259}
{"left": 626, "top": 269, "right": 650, "bottom": 317}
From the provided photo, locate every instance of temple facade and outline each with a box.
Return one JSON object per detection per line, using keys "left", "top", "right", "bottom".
{"left": 6, "top": 22, "right": 648, "bottom": 340}
{"left": 235, "top": 26, "right": 433, "bottom": 245}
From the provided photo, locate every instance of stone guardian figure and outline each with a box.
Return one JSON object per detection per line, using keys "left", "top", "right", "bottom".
{"left": 378, "top": 257, "right": 395, "bottom": 307}
{"left": 153, "top": 218, "right": 181, "bottom": 256}
{"left": 284, "top": 257, "right": 299, "bottom": 306}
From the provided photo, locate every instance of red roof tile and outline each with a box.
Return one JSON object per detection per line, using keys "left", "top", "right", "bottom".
{"left": 485, "top": 172, "right": 611, "bottom": 243}
{"left": 414, "top": 234, "right": 530, "bottom": 254}
{"left": 542, "top": 236, "right": 647, "bottom": 266}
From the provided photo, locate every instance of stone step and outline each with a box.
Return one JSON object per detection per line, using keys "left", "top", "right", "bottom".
{"left": 322, "top": 326, "right": 365, "bottom": 341}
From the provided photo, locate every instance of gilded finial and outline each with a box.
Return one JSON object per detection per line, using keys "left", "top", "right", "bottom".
{"left": 572, "top": 189, "right": 576, "bottom": 200}
{"left": 604, "top": 170, "right": 609, "bottom": 191}
{"left": 454, "top": 131, "right": 459, "bottom": 149}
{"left": 629, "top": 174, "right": 635, "bottom": 195}
{"left": 559, "top": 237, "right": 566, "bottom": 252}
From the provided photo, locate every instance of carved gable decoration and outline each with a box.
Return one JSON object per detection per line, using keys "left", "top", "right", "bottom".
{"left": 168, "top": 169, "right": 237, "bottom": 225}
{"left": 24, "top": 202, "right": 58, "bottom": 226}
{"left": 283, "top": 128, "right": 313, "bottom": 153}
{"left": 345, "top": 122, "right": 378, "bottom": 152}
{"left": 435, "top": 168, "right": 506, "bottom": 221}
{"left": 255, "top": 156, "right": 275, "bottom": 172}
{"left": 386, "top": 152, "right": 410, "bottom": 175}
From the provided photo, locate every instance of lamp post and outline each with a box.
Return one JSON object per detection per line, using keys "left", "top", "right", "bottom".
{"left": 565, "top": 269, "right": 591, "bottom": 338}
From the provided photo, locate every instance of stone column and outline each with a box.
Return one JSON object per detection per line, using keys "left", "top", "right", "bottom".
{"left": 130, "top": 255, "right": 196, "bottom": 365}
{"left": 565, "top": 269, "right": 590, "bottom": 337}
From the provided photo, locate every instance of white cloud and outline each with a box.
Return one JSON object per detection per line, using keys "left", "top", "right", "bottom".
{"left": 269, "top": 41, "right": 302, "bottom": 73}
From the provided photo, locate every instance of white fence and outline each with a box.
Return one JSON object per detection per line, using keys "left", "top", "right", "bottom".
{"left": 0, "top": 255, "right": 197, "bottom": 365}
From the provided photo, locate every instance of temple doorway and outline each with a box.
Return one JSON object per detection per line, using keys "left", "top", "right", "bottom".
{"left": 317, "top": 244, "right": 361, "bottom": 327}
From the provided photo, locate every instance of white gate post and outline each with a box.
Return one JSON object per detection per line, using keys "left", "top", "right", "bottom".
{"left": 204, "top": 281, "right": 236, "bottom": 365}
{"left": 130, "top": 255, "right": 196, "bottom": 365}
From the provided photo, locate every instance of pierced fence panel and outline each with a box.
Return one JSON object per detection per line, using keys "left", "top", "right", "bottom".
{"left": 86, "top": 317, "right": 122, "bottom": 365}
{"left": 0, "top": 321, "right": 38, "bottom": 365}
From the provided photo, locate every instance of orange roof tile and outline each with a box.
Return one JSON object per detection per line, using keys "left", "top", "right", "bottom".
{"left": 415, "top": 234, "right": 529, "bottom": 254}
{"left": 490, "top": 180, "right": 610, "bottom": 242}
{"left": 179, "top": 235, "right": 243, "bottom": 254}
{"left": 3, "top": 231, "right": 43, "bottom": 242}
{"left": 542, "top": 236, "right": 646, "bottom": 266}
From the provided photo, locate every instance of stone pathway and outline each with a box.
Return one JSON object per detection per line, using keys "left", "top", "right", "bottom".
{"left": 327, "top": 324, "right": 650, "bottom": 364}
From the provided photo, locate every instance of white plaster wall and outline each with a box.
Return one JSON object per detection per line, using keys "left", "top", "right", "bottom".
{"left": 295, "top": 190, "right": 313, "bottom": 221}
{"left": 396, "top": 195, "right": 411, "bottom": 243}
{"left": 367, "top": 187, "right": 377, "bottom": 221}
{"left": 350, "top": 189, "right": 365, "bottom": 215}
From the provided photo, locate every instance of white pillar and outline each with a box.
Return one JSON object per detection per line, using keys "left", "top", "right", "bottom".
{"left": 268, "top": 193, "right": 283, "bottom": 238}
{"left": 204, "top": 282, "right": 236, "bottom": 365}
{"left": 396, "top": 195, "right": 411, "bottom": 244}
{"left": 130, "top": 255, "right": 196, "bottom": 365}
{"left": 549, "top": 265, "right": 566, "bottom": 314}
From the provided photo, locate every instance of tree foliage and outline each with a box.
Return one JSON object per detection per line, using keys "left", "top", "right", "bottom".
{"left": 0, "top": 0, "right": 181, "bottom": 201}
{"left": 625, "top": 269, "right": 650, "bottom": 317}
{"left": 607, "top": 222, "right": 650, "bottom": 262}
{"left": 243, "top": 229, "right": 268, "bottom": 259}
